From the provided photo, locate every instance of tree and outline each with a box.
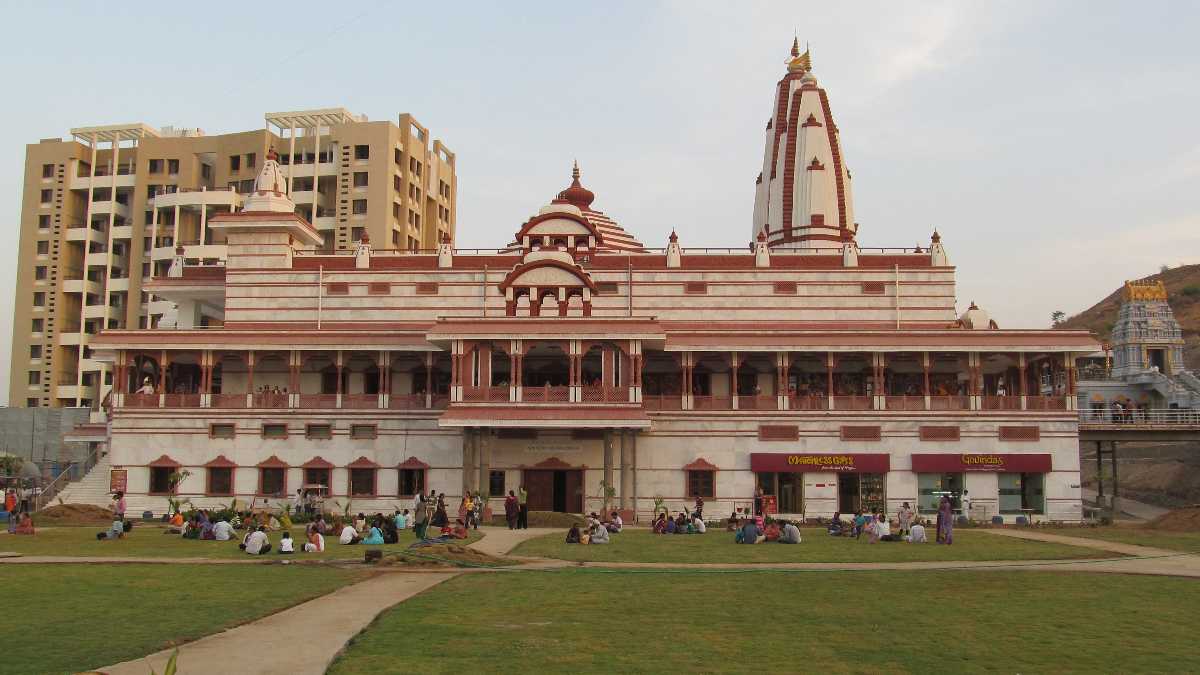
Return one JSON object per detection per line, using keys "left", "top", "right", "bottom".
{"left": 1051, "top": 310, "right": 1066, "bottom": 327}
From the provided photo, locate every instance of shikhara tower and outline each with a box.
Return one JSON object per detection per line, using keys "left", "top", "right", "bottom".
{"left": 752, "top": 39, "right": 857, "bottom": 249}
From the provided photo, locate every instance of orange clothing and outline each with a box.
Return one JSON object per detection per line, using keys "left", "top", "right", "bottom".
{"left": 14, "top": 514, "right": 34, "bottom": 535}
{"left": 169, "top": 513, "right": 184, "bottom": 527}
{"left": 4, "top": 493, "right": 14, "bottom": 512}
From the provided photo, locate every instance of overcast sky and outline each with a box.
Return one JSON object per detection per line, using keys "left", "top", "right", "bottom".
{"left": 1, "top": 1, "right": 1198, "bottom": 404}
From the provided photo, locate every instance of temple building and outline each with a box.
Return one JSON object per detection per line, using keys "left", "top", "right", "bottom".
{"left": 86, "top": 43, "right": 1098, "bottom": 522}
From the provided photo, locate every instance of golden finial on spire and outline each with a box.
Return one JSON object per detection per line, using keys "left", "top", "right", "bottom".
{"left": 791, "top": 36, "right": 800, "bottom": 57}
{"left": 787, "top": 42, "right": 812, "bottom": 73}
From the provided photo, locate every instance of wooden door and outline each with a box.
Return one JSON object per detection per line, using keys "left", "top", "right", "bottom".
{"left": 564, "top": 470, "right": 584, "bottom": 514}
{"left": 524, "top": 470, "right": 554, "bottom": 512}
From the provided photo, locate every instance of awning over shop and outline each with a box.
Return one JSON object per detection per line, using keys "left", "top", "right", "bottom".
{"left": 911, "top": 453, "right": 1052, "bottom": 473}
{"left": 749, "top": 453, "right": 890, "bottom": 473}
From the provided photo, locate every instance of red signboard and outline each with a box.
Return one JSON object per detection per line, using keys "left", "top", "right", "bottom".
{"left": 750, "top": 453, "right": 890, "bottom": 473}
{"left": 910, "top": 453, "right": 1052, "bottom": 473}
{"left": 109, "top": 469, "right": 128, "bottom": 493}
{"left": 761, "top": 495, "right": 778, "bottom": 515}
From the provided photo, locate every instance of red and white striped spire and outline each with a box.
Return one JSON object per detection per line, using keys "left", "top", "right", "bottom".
{"left": 752, "top": 41, "right": 857, "bottom": 249}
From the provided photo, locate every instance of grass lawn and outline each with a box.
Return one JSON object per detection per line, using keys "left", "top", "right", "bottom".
{"left": 509, "top": 528, "right": 1105, "bottom": 564}
{"left": 2, "top": 563, "right": 363, "bottom": 675}
{"left": 330, "top": 569, "right": 1200, "bottom": 674}
{"left": 0, "top": 525, "right": 481, "bottom": 560}
{"left": 1044, "top": 526, "right": 1200, "bottom": 553}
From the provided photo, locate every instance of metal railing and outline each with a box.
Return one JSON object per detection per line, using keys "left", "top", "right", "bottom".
{"left": 34, "top": 445, "right": 104, "bottom": 512}
{"left": 1079, "top": 408, "right": 1200, "bottom": 426}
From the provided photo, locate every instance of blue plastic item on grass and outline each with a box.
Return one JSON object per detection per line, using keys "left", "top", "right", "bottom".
{"left": 991, "top": 516, "right": 1004, "bottom": 525}
{"left": 1015, "top": 516, "right": 1028, "bottom": 526}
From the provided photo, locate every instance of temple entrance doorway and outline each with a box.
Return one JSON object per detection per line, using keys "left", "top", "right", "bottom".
{"left": 524, "top": 469, "right": 583, "bottom": 513}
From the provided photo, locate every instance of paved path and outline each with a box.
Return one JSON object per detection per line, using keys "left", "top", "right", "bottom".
{"left": 101, "top": 572, "right": 456, "bottom": 675}
{"left": 466, "top": 526, "right": 559, "bottom": 556}
{"left": 1081, "top": 488, "right": 1171, "bottom": 521}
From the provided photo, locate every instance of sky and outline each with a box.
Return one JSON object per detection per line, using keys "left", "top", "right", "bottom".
{"left": 1, "top": 1, "right": 1198, "bottom": 404}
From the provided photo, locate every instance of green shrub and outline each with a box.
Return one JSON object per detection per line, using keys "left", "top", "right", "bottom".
{"left": 1181, "top": 285, "right": 1200, "bottom": 297}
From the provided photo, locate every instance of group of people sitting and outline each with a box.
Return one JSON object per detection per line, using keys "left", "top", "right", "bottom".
{"left": 652, "top": 510, "right": 707, "bottom": 535}
{"left": 5, "top": 511, "right": 34, "bottom": 536}
{"left": 565, "top": 511, "right": 622, "bottom": 544}
{"left": 826, "top": 502, "right": 926, "bottom": 543}
{"left": 734, "top": 516, "right": 801, "bottom": 544}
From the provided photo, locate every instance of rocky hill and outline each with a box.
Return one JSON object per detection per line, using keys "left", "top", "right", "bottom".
{"left": 1058, "top": 264, "right": 1200, "bottom": 371}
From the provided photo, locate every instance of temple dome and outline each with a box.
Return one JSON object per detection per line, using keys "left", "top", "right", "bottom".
{"left": 554, "top": 161, "right": 595, "bottom": 210}
{"left": 242, "top": 147, "right": 295, "bottom": 214}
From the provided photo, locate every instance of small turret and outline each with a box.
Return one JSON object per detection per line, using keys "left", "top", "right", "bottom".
{"left": 841, "top": 236, "right": 859, "bottom": 267}
{"left": 929, "top": 229, "right": 949, "bottom": 266}
{"left": 754, "top": 230, "right": 770, "bottom": 268}
{"left": 354, "top": 231, "right": 371, "bottom": 269}
{"left": 666, "top": 230, "right": 682, "bottom": 269}
{"left": 438, "top": 231, "right": 453, "bottom": 268}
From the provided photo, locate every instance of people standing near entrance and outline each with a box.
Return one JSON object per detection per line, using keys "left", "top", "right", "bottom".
{"left": 4, "top": 488, "right": 15, "bottom": 516}
{"left": 896, "top": 502, "right": 914, "bottom": 536}
{"left": 517, "top": 485, "right": 529, "bottom": 529}
{"left": 960, "top": 490, "right": 972, "bottom": 522}
{"left": 472, "top": 491, "right": 484, "bottom": 530}
{"left": 431, "top": 493, "right": 449, "bottom": 529}
{"left": 504, "top": 490, "right": 519, "bottom": 530}
{"left": 693, "top": 495, "right": 704, "bottom": 521}
{"left": 753, "top": 487, "right": 764, "bottom": 517}
{"left": 937, "top": 495, "right": 954, "bottom": 545}
{"left": 412, "top": 495, "right": 428, "bottom": 539}
{"left": 461, "top": 493, "right": 475, "bottom": 530}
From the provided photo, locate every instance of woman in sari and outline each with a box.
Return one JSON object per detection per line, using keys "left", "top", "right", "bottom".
{"left": 431, "top": 493, "right": 449, "bottom": 529}
{"left": 938, "top": 495, "right": 954, "bottom": 545}
{"left": 504, "top": 490, "right": 519, "bottom": 530}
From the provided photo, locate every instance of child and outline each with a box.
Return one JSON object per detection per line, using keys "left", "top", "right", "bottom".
{"left": 279, "top": 531, "right": 294, "bottom": 554}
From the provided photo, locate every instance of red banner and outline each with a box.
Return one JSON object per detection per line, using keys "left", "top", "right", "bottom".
{"left": 750, "top": 453, "right": 890, "bottom": 473}
{"left": 910, "top": 453, "right": 1052, "bottom": 473}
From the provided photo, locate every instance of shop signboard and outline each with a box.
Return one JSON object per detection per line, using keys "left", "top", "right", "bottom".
{"left": 910, "top": 454, "right": 1052, "bottom": 473}
{"left": 749, "top": 453, "right": 890, "bottom": 473}
{"left": 109, "top": 469, "right": 127, "bottom": 493}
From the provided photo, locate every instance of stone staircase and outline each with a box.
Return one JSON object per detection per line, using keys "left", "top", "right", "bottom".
{"left": 54, "top": 453, "right": 114, "bottom": 508}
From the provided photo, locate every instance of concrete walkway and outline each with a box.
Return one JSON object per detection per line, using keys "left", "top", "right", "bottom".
{"left": 466, "top": 526, "right": 559, "bottom": 556}
{"left": 1081, "top": 488, "right": 1171, "bottom": 521}
{"left": 101, "top": 572, "right": 456, "bottom": 675}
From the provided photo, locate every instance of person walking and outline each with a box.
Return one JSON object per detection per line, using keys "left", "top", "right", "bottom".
{"left": 412, "top": 494, "right": 428, "bottom": 540}
{"left": 517, "top": 485, "right": 529, "bottom": 529}
{"left": 896, "top": 502, "right": 914, "bottom": 536}
{"left": 112, "top": 491, "right": 126, "bottom": 521}
{"left": 472, "top": 491, "right": 484, "bottom": 530}
{"left": 430, "top": 493, "right": 449, "bottom": 530}
{"left": 504, "top": 490, "right": 519, "bottom": 530}
{"left": 937, "top": 495, "right": 954, "bottom": 545}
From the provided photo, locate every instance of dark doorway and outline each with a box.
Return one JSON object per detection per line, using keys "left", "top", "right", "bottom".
{"left": 1148, "top": 348, "right": 1166, "bottom": 372}
{"left": 838, "top": 473, "right": 860, "bottom": 513}
{"left": 524, "top": 469, "right": 584, "bottom": 513}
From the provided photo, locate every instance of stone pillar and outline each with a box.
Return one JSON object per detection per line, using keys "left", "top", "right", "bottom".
{"left": 603, "top": 429, "right": 615, "bottom": 515}
{"left": 462, "top": 429, "right": 476, "bottom": 497}
{"left": 478, "top": 429, "right": 492, "bottom": 499}
{"left": 630, "top": 432, "right": 639, "bottom": 518}
{"left": 730, "top": 351, "right": 739, "bottom": 410}
{"left": 619, "top": 430, "right": 633, "bottom": 510}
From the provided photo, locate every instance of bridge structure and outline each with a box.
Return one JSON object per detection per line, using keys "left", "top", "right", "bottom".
{"left": 1077, "top": 409, "right": 1200, "bottom": 516}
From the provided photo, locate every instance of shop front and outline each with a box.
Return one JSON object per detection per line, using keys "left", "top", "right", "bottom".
{"left": 750, "top": 453, "right": 890, "bottom": 515}
{"left": 911, "top": 453, "right": 1052, "bottom": 520}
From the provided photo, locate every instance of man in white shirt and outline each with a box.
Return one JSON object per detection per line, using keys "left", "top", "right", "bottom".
{"left": 606, "top": 512, "right": 623, "bottom": 533}
{"left": 244, "top": 526, "right": 271, "bottom": 555}
{"left": 907, "top": 522, "right": 927, "bottom": 543}
{"left": 212, "top": 519, "right": 234, "bottom": 541}
{"left": 692, "top": 514, "right": 707, "bottom": 534}
{"left": 589, "top": 522, "right": 610, "bottom": 544}
{"left": 871, "top": 514, "right": 891, "bottom": 543}
{"left": 339, "top": 522, "right": 361, "bottom": 545}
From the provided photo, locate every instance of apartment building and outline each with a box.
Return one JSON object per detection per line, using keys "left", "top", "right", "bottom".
{"left": 10, "top": 109, "right": 456, "bottom": 409}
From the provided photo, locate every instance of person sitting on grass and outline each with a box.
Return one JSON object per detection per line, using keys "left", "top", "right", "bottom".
{"left": 362, "top": 522, "right": 385, "bottom": 545}
{"left": 304, "top": 529, "right": 325, "bottom": 553}
{"left": 764, "top": 520, "right": 782, "bottom": 542}
{"left": 382, "top": 519, "right": 399, "bottom": 544}
{"left": 314, "top": 515, "right": 328, "bottom": 535}
{"left": 353, "top": 513, "right": 367, "bottom": 535}
{"left": 726, "top": 512, "right": 740, "bottom": 531}
{"left": 167, "top": 511, "right": 185, "bottom": 532}
{"left": 665, "top": 515, "right": 677, "bottom": 534}
{"left": 13, "top": 512, "right": 34, "bottom": 535}
{"left": 565, "top": 523, "right": 582, "bottom": 543}
{"left": 852, "top": 511, "right": 871, "bottom": 539}
{"left": 827, "top": 512, "right": 845, "bottom": 536}
{"left": 868, "top": 514, "right": 889, "bottom": 543}
{"left": 449, "top": 519, "right": 469, "bottom": 540}
{"left": 212, "top": 517, "right": 234, "bottom": 542}
{"left": 906, "top": 520, "right": 927, "bottom": 543}
{"left": 675, "top": 512, "right": 690, "bottom": 534}
{"left": 278, "top": 531, "right": 295, "bottom": 554}
{"left": 98, "top": 517, "right": 126, "bottom": 540}
{"left": 779, "top": 520, "right": 802, "bottom": 544}
{"left": 589, "top": 521, "right": 610, "bottom": 544}
{"left": 395, "top": 510, "right": 409, "bottom": 530}
{"left": 692, "top": 513, "right": 707, "bottom": 534}
{"left": 606, "top": 511, "right": 623, "bottom": 533}
{"left": 200, "top": 517, "right": 216, "bottom": 541}
{"left": 736, "top": 519, "right": 762, "bottom": 544}
{"left": 243, "top": 526, "right": 271, "bottom": 555}
{"left": 338, "top": 520, "right": 361, "bottom": 545}
{"left": 653, "top": 513, "right": 668, "bottom": 534}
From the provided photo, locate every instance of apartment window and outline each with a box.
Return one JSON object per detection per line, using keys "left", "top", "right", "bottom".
{"left": 210, "top": 423, "right": 236, "bottom": 439}
{"left": 351, "top": 227, "right": 364, "bottom": 242}
{"left": 149, "top": 467, "right": 174, "bottom": 495}
{"left": 326, "top": 282, "right": 349, "bottom": 295}
{"left": 354, "top": 145, "right": 369, "bottom": 160}
{"left": 393, "top": 175, "right": 402, "bottom": 192}
{"left": 34, "top": 266, "right": 47, "bottom": 280}
{"left": 40, "top": 189, "right": 52, "bottom": 204}
{"left": 392, "top": 231, "right": 400, "bottom": 247}
{"left": 352, "top": 199, "right": 367, "bottom": 215}
{"left": 306, "top": 423, "right": 332, "bottom": 440}
{"left": 229, "top": 155, "right": 241, "bottom": 172}
{"left": 353, "top": 172, "right": 369, "bottom": 188}
{"left": 148, "top": 159, "right": 163, "bottom": 173}
{"left": 413, "top": 213, "right": 420, "bottom": 229}
{"left": 398, "top": 468, "right": 425, "bottom": 497}
{"left": 42, "top": 164, "right": 54, "bottom": 178}
{"left": 142, "top": 263, "right": 150, "bottom": 277}
{"left": 37, "top": 215, "right": 50, "bottom": 230}
{"left": 245, "top": 153, "right": 256, "bottom": 169}
{"left": 489, "top": 470, "right": 506, "bottom": 498}
{"left": 27, "top": 371, "right": 40, "bottom": 385}
{"left": 350, "top": 424, "right": 377, "bottom": 439}
{"left": 201, "top": 164, "right": 212, "bottom": 179}
{"left": 25, "top": 398, "right": 38, "bottom": 408}
{"left": 167, "top": 159, "right": 179, "bottom": 174}
{"left": 259, "top": 468, "right": 285, "bottom": 496}
{"left": 394, "top": 148, "right": 402, "bottom": 165}
{"left": 30, "top": 345, "right": 41, "bottom": 359}
{"left": 31, "top": 319, "right": 43, "bottom": 333}
{"left": 687, "top": 470, "right": 715, "bottom": 498}
{"left": 349, "top": 468, "right": 376, "bottom": 496}
{"left": 36, "top": 241, "right": 48, "bottom": 255}
{"left": 293, "top": 177, "right": 314, "bottom": 192}
{"left": 33, "top": 292, "right": 45, "bottom": 307}
{"left": 205, "top": 467, "right": 233, "bottom": 495}
{"left": 393, "top": 202, "right": 401, "bottom": 219}
{"left": 262, "top": 423, "right": 288, "bottom": 439}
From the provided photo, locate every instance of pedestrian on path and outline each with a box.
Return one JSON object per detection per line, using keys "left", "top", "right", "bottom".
{"left": 412, "top": 495, "right": 428, "bottom": 539}
{"left": 896, "top": 502, "right": 914, "bottom": 536}
{"left": 504, "top": 490, "right": 519, "bottom": 530}
{"left": 517, "top": 485, "right": 528, "bottom": 529}
{"left": 431, "top": 493, "right": 449, "bottom": 529}
{"left": 937, "top": 495, "right": 954, "bottom": 545}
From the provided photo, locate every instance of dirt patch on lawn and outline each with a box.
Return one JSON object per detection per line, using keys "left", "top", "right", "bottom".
{"left": 380, "top": 544, "right": 508, "bottom": 568}
{"left": 1147, "top": 506, "right": 1200, "bottom": 532}
{"left": 34, "top": 504, "right": 114, "bottom": 526}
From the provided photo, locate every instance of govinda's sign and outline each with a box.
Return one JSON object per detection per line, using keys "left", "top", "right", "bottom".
{"left": 750, "top": 453, "right": 890, "bottom": 473}
{"left": 910, "top": 453, "right": 1052, "bottom": 472}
